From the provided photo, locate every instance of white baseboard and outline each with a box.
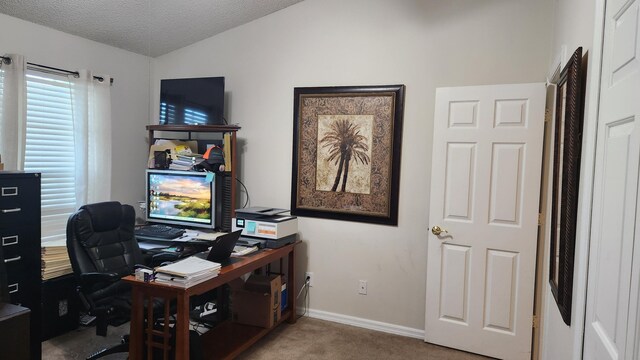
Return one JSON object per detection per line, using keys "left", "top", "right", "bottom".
{"left": 297, "top": 307, "right": 424, "bottom": 340}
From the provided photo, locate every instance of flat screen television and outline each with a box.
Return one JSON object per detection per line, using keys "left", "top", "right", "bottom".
{"left": 146, "top": 169, "right": 218, "bottom": 229}
{"left": 159, "top": 77, "right": 225, "bottom": 125}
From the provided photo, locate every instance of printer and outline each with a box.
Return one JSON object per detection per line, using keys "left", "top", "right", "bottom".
{"left": 232, "top": 207, "right": 298, "bottom": 249}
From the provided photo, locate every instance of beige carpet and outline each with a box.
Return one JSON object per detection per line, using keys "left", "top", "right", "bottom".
{"left": 43, "top": 317, "right": 489, "bottom": 359}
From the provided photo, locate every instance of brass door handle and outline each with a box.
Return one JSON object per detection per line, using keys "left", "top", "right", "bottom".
{"left": 431, "top": 225, "right": 448, "bottom": 236}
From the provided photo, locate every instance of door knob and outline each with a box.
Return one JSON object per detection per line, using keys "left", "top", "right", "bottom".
{"left": 431, "top": 225, "right": 448, "bottom": 236}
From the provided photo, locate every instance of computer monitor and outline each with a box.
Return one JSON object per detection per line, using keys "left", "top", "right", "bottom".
{"left": 146, "top": 169, "right": 216, "bottom": 229}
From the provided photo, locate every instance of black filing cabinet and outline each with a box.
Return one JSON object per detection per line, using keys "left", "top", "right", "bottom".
{"left": 0, "top": 172, "right": 41, "bottom": 359}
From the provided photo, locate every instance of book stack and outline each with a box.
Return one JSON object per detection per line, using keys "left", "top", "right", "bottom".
{"left": 169, "top": 152, "right": 204, "bottom": 171}
{"left": 223, "top": 133, "right": 232, "bottom": 170}
{"left": 154, "top": 256, "right": 221, "bottom": 288}
{"left": 41, "top": 239, "right": 73, "bottom": 280}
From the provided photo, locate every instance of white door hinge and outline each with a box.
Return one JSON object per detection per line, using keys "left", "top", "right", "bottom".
{"left": 538, "top": 213, "right": 544, "bottom": 226}
{"left": 532, "top": 315, "right": 538, "bottom": 328}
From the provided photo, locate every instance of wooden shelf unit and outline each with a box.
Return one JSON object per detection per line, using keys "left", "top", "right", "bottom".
{"left": 146, "top": 124, "right": 241, "bottom": 219}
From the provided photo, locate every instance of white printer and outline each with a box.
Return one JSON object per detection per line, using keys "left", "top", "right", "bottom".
{"left": 232, "top": 207, "right": 297, "bottom": 248}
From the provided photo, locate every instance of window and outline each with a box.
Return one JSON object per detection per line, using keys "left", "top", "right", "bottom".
{"left": 23, "top": 72, "right": 76, "bottom": 243}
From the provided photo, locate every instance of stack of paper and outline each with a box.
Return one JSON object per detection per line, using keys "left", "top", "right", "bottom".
{"left": 171, "top": 152, "right": 204, "bottom": 169}
{"left": 154, "top": 256, "right": 221, "bottom": 288}
{"left": 147, "top": 139, "right": 198, "bottom": 169}
{"left": 41, "top": 239, "right": 73, "bottom": 280}
{"left": 194, "top": 231, "right": 227, "bottom": 241}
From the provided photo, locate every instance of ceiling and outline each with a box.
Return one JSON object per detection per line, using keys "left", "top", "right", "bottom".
{"left": 0, "top": 0, "right": 304, "bottom": 57}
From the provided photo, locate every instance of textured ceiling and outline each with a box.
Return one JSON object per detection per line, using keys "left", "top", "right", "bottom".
{"left": 0, "top": 0, "right": 304, "bottom": 57}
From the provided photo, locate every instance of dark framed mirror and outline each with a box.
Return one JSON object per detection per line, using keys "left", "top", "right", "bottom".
{"left": 549, "top": 47, "right": 585, "bottom": 325}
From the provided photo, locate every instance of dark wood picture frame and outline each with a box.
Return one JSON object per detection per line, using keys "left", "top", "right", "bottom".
{"left": 549, "top": 47, "right": 585, "bottom": 325}
{"left": 291, "top": 85, "right": 405, "bottom": 225}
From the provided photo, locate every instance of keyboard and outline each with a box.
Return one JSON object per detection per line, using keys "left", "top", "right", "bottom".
{"left": 135, "top": 224, "right": 185, "bottom": 240}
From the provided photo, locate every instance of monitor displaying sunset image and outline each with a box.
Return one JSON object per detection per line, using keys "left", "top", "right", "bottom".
{"left": 148, "top": 172, "right": 212, "bottom": 224}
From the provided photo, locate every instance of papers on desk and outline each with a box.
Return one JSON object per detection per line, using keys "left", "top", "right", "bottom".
{"left": 138, "top": 242, "right": 169, "bottom": 251}
{"left": 170, "top": 229, "right": 199, "bottom": 242}
{"left": 231, "top": 245, "right": 259, "bottom": 257}
{"left": 194, "top": 231, "right": 227, "bottom": 241}
{"left": 154, "top": 256, "right": 221, "bottom": 288}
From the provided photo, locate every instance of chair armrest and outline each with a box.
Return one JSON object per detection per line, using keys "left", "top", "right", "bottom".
{"left": 134, "top": 264, "right": 152, "bottom": 271}
{"left": 150, "top": 253, "right": 179, "bottom": 267}
{"left": 79, "top": 272, "right": 120, "bottom": 287}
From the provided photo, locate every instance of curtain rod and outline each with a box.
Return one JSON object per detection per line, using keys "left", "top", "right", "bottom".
{"left": 0, "top": 55, "right": 114, "bottom": 85}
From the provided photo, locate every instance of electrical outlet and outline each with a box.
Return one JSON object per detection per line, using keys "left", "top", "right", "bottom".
{"left": 305, "top": 272, "right": 314, "bottom": 287}
{"left": 358, "top": 280, "right": 367, "bottom": 295}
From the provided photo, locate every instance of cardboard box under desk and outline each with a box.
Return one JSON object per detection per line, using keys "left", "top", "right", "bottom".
{"left": 231, "top": 275, "right": 281, "bottom": 328}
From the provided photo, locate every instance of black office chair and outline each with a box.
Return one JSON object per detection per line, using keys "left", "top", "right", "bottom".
{"left": 66, "top": 201, "right": 174, "bottom": 360}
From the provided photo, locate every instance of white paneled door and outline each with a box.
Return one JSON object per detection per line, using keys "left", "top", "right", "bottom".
{"left": 426, "top": 84, "right": 545, "bottom": 359}
{"left": 584, "top": 0, "right": 640, "bottom": 359}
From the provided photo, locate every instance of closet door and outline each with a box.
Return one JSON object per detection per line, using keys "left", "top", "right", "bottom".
{"left": 583, "top": 0, "right": 640, "bottom": 359}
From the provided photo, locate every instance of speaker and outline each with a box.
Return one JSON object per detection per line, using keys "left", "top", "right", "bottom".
{"left": 153, "top": 150, "right": 170, "bottom": 169}
{"left": 215, "top": 173, "right": 233, "bottom": 232}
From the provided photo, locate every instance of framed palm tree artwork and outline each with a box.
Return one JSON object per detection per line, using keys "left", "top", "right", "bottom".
{"left": 291, "top": 85, "right": 405, "bottom": 225}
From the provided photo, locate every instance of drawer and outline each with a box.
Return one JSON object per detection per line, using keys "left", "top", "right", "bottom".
{"left": 6, "top": 262, "right": 39, "bottom": 308}
{"left": 8, "top": 279, "right": 25, "bottom": 305}
{"left": 1, "top": 227, "right": 41, "bottom": 258}
{"left": 0, "top": 174, "right": 40, "bottom": 227}
{"left": 5, "top": 248, "right": 39, "bottom": 285}
{"left": 8, "top": 282, "right": 37, "bottom": 309}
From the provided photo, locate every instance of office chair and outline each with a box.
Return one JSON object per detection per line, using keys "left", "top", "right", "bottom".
{"left": 66, "top": 201, "right": 175, "bottom": 360}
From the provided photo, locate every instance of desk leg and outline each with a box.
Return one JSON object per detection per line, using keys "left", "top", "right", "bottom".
{"left": 175, "top": 293, "right": 190, "bottom": 359}
{"left": 288, "top": 245, "right": 297, "bottom": 324}
{"left": 129, "top": 287, "right": 144, "bottom": 360}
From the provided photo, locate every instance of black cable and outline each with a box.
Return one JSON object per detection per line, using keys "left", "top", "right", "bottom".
{"left": 235, "top": 177, "right": 250, "bottom": 208}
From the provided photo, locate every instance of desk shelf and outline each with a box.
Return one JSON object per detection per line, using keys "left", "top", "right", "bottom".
{"left": 201, "top": 309, "right": 292, "bottom": 360}
{"left": 146, "top": 124, "right": 241, "bottom": 221}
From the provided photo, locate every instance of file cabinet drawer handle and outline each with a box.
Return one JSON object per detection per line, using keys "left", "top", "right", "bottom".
{"left": 1, "top": 208, "right": 21, "bottom": 213}
{"left": 8, "top": 283, "right": 18, "bottom": 294}
{"left": 4, "top": 256, "right": 21, "bottom": 263}
{"left": 1, "top": 235, "right": 18, "bottom": 246}
{"left": 1, "top": 187, "right": 18, "bottom": 196}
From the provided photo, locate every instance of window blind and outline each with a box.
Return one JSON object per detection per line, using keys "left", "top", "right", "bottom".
{"left": 23, "top": 72, "right": 76, "bottom": 243}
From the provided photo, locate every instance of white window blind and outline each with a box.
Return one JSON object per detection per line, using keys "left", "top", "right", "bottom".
{"left": 23, "top": 72, "right": 76, "bottom": 243}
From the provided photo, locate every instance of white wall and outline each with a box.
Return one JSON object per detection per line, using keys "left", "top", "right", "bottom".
{"left": 152, "top": 0, "right": 553, "bottom": 332}
{"left": 540, "top": 0, "right": 602, "bottom": 359}
{"left": 0, "top": 13, "right": 151, "bottom": 207}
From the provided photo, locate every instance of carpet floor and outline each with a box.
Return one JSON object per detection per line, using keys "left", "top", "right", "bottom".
{"left": 42, "top": 317, "right": 490, "bottom": 359}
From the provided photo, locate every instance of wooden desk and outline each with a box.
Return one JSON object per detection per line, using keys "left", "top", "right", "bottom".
{"left": 123, "top": 241, "right": 298, "bottom": 359}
